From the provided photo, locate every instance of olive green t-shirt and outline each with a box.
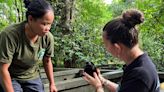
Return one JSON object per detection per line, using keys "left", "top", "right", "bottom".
{"left": 0, "top": 22, "right": 54, "bottom": 80}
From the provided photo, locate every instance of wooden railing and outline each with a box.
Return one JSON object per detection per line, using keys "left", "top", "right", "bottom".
{"left": 40, "top": 68, "right": 164, "bottom": 92}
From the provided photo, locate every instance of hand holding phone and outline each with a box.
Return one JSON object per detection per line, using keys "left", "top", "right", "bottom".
{"left": 84, "top": 61, "right": 97, "bottom": 77}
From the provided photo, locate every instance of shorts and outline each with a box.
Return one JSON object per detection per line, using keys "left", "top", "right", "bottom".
{"left": 0, "top": 78, "right": 44, "bottom": 92}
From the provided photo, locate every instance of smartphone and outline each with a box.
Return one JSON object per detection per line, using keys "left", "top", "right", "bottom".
{"left": 84, "top": 61, "right": 97, "bottom": 77}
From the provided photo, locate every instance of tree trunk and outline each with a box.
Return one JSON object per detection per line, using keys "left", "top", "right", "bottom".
{"left": 49, "top": 0, "right": 75, "bottom": 34}
{"left": 60, "top": 0, "right": 74, "bottom": 34}
{"left": 49, "top": 0, "right": 76, "bottom": 67}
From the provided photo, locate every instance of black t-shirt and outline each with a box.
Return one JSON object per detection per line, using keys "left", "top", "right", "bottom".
{"left": 118, "top": 53, "right": 160, "bottom": 92}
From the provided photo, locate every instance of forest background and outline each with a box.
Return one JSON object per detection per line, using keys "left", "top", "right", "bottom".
{"left": 0, "top": 0, "right": 163, "bottom": 71}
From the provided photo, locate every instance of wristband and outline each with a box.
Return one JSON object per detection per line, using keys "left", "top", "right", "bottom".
{"left": 103, "top": 79, "right": 110, "bottom": 87}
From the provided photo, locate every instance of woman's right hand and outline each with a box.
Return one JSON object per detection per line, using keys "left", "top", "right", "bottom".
{"left": 83, "top": 71, "right": 103, "bottom": 89}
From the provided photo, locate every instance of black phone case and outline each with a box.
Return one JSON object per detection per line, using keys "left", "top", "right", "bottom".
{"left": 84, "top": 61, "right": 97, "bottom": 77}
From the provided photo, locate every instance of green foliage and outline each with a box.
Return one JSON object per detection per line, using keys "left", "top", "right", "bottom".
{"left": 72, "top": 0, "right": 113, "bottom": 65}
{"left": 0, "top": 3, "right": 8, "bottom": 29}
{"left": 75, "top": 0, "right": 112, "bottom": 27}
{"left": 136, "top": 0, "right": 164, "bottom": 71}
{"left": 0, "top": 3, "right": 14, "bottom": 30}
{"left": 51, "top": 0, "right": 163, "bottom": 71}
{"left": 51, "top": 0, "right": 113, "bottom": 67}
{"left": 0, "top": 0, "right": 163, "bottom": 71}
{"left": 51, "top": 28, "right": 84, "bottom": 67}
{"left": 0, "top": 0, "right": 25, "bottom": 31}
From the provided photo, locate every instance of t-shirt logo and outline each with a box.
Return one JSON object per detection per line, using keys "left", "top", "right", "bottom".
{"left": 38, "top": 49, "right": 46, "bottom": 60}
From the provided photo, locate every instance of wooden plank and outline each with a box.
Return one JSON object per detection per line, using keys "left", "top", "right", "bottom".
{"left": 158, "top": 72, "right": 164, "bottom": 79}
{"left": 41, "top": 69, "right": 83, "bottom": 83}
{"left": 40, "top": 69, "right": 81, "bottom": 78}
{"left": 42, "top": 69, "right": 164, "bottom": 92}
{"left": 43, "top": 70, "right": 123, "bottom": 92}
{"left": 39, "top": 68, "right": 75, "bottom": 73}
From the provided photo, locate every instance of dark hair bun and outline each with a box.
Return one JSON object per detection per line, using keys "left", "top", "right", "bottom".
{"left": 24, "top": 0, "right": 32, "bottom": 8}
{"left": 122, "top": 9, "right": 144, "bottom": 28}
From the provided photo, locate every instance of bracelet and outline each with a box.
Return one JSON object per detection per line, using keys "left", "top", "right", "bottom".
{"left": 99, "top": 76, "right": 110, "bottom": 87}
{"left": 102, "top": 79, "right": 110, "bottom": 87}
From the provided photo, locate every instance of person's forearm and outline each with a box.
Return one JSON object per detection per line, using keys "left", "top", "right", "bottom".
{"left": 0, "top": 69, "right": 14, "bottom": 92}
{"left": 102, "top": 79, "right": 118, "bottom": 92}
{"left": 43, "top": 57, "right": 55, "bottom": 85}
{"left": 96, "top": 86, "right": 104, "bottom": 92}
{"left": 107, "top": 81, "right": 118, "bottom": 92}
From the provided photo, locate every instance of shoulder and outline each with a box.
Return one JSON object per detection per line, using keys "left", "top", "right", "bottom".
{"left": 130, "top": 67, "right": 157, "bottom": 84}
{"left": 41, "top": 32, "right": 54, "bottom": 48}
{"left": 46, "top": 32, "right": 54, "bottom": 38}
{"left": 0, "top": 22, "right": 26, "bottom": 48}
{"left": 125, "top": 67, "right": 147, "bottom": 80}
{"left": 132, "top": 67, "right": 148, "bottom": 77}
{"left": 130, "top": 53, "right": 157, "bottom": 77}
{"left": 42, "top": 32, "right": 54, "bottom": 42}
{"left": 123, "top": 62, "right": 155, "bottom": 82}
{"left": 120, "top": 68, "right": 150, "bottom": 92}
{"left": 0, "top": 22, "right": 25, "bottom": 38}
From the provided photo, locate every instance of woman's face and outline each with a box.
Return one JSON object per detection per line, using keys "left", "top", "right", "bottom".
{"left": 29, "top": 10, "right": 54, "bottom": 36}
{"left": 102, "top": 32, "right": 118, "bottom": 57}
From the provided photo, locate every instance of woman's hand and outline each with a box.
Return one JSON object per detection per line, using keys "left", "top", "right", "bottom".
{"left": 96, "top": 69, "right": 119, "bottom": 92}
{"left": 83, "top": 71, "right": 103, "bottom": 89}
{"left": 96, "top": 69, "right": 106, "bottom": 84}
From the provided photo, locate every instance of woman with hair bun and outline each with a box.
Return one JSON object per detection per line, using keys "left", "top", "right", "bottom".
{"left": 83, "top": 9, "right": 160, "bottom": 92}
{"left": 0, "top": 0, "right": 57, "bottom": 92}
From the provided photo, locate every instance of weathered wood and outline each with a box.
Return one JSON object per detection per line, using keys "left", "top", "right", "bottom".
{"left": 41, "top": 68, "right": 82, "bottom": 83}
{"left": 42, "top": 69, "right": 123, "bottom": 92}
{"left": 158, "top": 72, "right": 164, "bottom": 79}
{"left": 41, "top": 68, "right": 164, "bottom": 92}
{"left": 39, "top": 67, "right": 74, "bottom": 73}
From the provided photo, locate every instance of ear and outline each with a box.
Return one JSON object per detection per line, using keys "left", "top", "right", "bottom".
{"left": 113, "top": 43, "right": 121, "bottom": 54}
{"left": 27, "top": 15, "right": 33, "bottom": 22}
